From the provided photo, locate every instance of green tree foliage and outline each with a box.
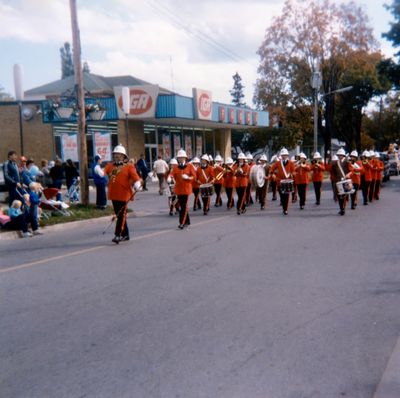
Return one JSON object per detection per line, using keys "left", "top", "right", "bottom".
{"left": 383, "top": 0, "right": 400, "bottom": 57}
{"left": 230, "top": 72, "right": 246, "bottom": 107}
{"left": 255, "top": 0, "right": 383, "bottom": 154}
{"left": 60, "top": 42, "right": 74, "bottom": 79}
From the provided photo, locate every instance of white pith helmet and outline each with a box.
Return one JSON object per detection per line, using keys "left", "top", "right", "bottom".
{"left": 350, "top": 150, "right": 358, "bottom": 157}
{"left": 313, "top": 152, "right": 322, "bottom": 159}
{"left": 225, "top": 157, "right": 233, "bottom": 164}
{"left": 299, "top": 152, "right": 307, "bottom": 159}
{"left": 238, "top": 153, "right": 246, "bottom": 160}
{"left": 270, "top": 155, "right": 278, "bottom": 163}
{"left": 362, "top": 150, "right": 370, "bottom": 157}
{"left": 260, "top": 154, "right": 268, "bottom": 162}
{"left": 368, "top": 150, "right": 375, "bottom": 157}
{"left": 215, "top": 154, "right": 223, "bottom": 162}
{"left": 192, "top": 157, "right": 200, "bottom": 163}
{"left": 201, "top": 154, "right": 210, "bottom": 162}
{"left": 336, "top": 148, "right": 346, "bottom": 156}
{"left": 176, "top": 149, "right": 187, "bottom": 158}
{"left": 290, "top": 156, "right": 295, "bottom": 161}
{"left": 113, "top": 144, "right": 127, "bottom": 157}
{"left": 208, "top": 155, "right": 213, "bottom": 161}
{"left": 280, "top": 148, "right": 289, "bottom": 156}
{"left": 246, "top": 153, "right": 253, "bottom": 160}
{"left": 374, "top": 152, "right": 380, "bottom": 158}
{"left": 332, "top": 154, "right": 339, "bottom": 161}
{"left": 170, "top": 158, "right": 178, "bottom": 165}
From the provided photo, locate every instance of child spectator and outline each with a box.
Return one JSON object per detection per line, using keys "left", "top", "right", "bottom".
{"left": 8, "top": 200, "right": 31, "bottom": 238}
{"left": 28, "top": 182, "right": 43, "bottom": 235}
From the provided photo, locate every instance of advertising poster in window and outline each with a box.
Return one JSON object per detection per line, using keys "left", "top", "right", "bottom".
{"left": 94, "top": 132, "right": 111, "bottom": 161}
{"left": 163, "top": 133, "right": 171, "bottom": 160}
{"left": 61, "top": 134, "right": 78, "bottom": 162}
{"left": 174, "top": 133, "right": 181, "bottom": 156}
{"left": 185, "top": 135, "right": 192, "bottom": 159}
{"left": 196, "top": 134, "right": 203, "bottom": 156}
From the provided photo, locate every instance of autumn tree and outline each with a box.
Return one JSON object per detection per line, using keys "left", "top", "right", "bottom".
{"left": 255, "top": 0, "right": 381, "bottom": 154}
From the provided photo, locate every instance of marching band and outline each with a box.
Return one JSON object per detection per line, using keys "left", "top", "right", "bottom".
{"left": 105, "top": 144, "right": 387, "bottom": 238}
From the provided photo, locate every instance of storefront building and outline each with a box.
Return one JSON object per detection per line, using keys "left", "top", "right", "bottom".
{"left": 0, "top": 73, "right": 269, "bottom": 167}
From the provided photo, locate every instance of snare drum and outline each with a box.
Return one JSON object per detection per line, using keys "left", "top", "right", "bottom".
{"left": 249, "top": 165, "right": 266, "bottom": 189}
{"left": 336, "top": 179, "right": 354, "bottom": 195}
{"left": 280, "top": 179, "right": 294, "bottom": 193}
{"left": 166, "top": 183, "right": 175, "bottom": 198}
{"left": 200, "top": 183, "right": 214, "bottom": 198}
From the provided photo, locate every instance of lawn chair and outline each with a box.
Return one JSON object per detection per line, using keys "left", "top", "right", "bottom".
{"left": 39, "top": 187, "right": 72, "bottom": 218}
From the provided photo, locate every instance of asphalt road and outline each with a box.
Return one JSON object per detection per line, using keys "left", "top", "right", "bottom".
{"left": 1, "top": 179, "right": 400, "bottom": 398}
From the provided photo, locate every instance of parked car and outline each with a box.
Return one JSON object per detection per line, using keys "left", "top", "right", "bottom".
{"left": 0, "top": 163, "right": 8, "bottom": 203}
{"left": 379, "top": 153, "right": 390, "bottom": 182}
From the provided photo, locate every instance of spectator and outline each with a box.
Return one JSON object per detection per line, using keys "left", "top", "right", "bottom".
{"left": 92, "top": 155, "right": 108, "bottom": 209}
{"left": 136, "top": 154, "right": 149, "bottom": 191}
{"left": 3, "top": 150, "right": 22, "bottom": 206}
{"left": 27, "top": 182, "right": 43, "bottom": 235}
{"left": 64, "top": 159, "right": 79, "bottom": 191}
{"left": 8, "top": 200, "right": 31, "bottom": 238}
{"left": 49, "top": 158, "right": 64, "bottom": 201}
{"left": 26, "top": 158, "right": 43, "bottom": 182}
{"left": 18, "top": 156, "right": 27, "bottom": 173}
{"left": 40, "top": 159, "right": 52, "bottom": 187}
{"left": 153, "top": 155, "right": 169, "bottom": 195}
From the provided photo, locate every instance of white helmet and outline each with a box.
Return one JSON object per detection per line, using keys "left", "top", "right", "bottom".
{"left": 270, "top": 155, "right": 278, "bottom": 163}
{"left": 192, "top": 157, "right": 200, "bottom": 163}
{"left": 246, "top": 153, "right": 253, "bottom": 160}
{"left": 280, "top": 148, "right": 289, "bottom": 156}
{"left": 313, "top": 152, "right": 322, "bottom": 159}
{"left": 208, "top": 155, "right": 213, "bottom": 161}
{"left": 238, "top": 152, "right": 246, "bottom": 160}
{"left": 225, "top": 157, "right": 233, "bottom": 164}
{"left": 169, "top": 158, "right": 178, "bottom": 165}
{"left": 350, "top": 150, "right": 358, "bottom": 157}
{"left": 368, "top": 150, "right": 375, "bottom": 157}
{"left": 201, "top": 154, "right": 210, "bottom": 162}
{"left": 374, "top": 152, "right": 380, "bottom": 158}
{"left": 113, "top": 144, "right": 127, "bottom": 157}
{"left": 290, "top": 156, "right": 296, "bottom": 161}
{"left": 215, "top": 154, "right": 223, "bottom": 162}
{"left": 176, "top": 149, "right": 187, "bottom": 158}
{"left": 362, "top": 150, "right": 370, "bottom": 157}
{"left": 332, "top": 154, "right": 339, "bottom": 161}
{"left": 336, "top": 148, "right": 346, "bottom": 156}
{"left": 260, "top": 154, "right": 268, "bottom": 162}
{"left": 299, "top": 152, "right": 307, "bottom": 159}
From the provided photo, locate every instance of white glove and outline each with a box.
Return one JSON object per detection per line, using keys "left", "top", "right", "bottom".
{"left": 167, "top": 176, "right": 172, "bottom": 183}
{"left": 133, "top": 181, "right": 142, "bottom": 191}
{"left": 182, "top": 174, "right": 189, "bottom": 180}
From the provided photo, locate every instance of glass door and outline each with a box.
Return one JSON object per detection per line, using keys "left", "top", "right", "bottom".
{"left": 145, "top": 144, "right": 158, "bottom": 169}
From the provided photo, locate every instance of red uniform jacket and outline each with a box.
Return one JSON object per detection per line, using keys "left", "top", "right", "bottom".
{"left": 270, "top": 159, "right": 295, "bottom": 186}
{"left": 171, "top": 163, "right": 197, "bottom": 196}
{"left": 233, "top": 163, "right": 250, "bottom": 188}
{"left": 223, "top": 167, "right": 236, "bottom": 188}
{"left": 196, "top": 165, "right": 214, "bottom": 185}
{"left": 294, "top": 162, "right": 311, "bottom": 184}
{"left": 310, "top": 161, "right": 325, "bottom": 183}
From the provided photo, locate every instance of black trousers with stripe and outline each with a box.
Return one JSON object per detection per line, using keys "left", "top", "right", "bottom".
{"left": 178, "top": 195, "right": 190, "bottom": 226}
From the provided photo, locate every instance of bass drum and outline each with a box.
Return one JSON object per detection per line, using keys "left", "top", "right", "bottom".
{"left": 249, "top": 165, "right": 266, "bottom": 188}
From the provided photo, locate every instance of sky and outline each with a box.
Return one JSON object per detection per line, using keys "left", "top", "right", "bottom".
{"left": 0, "top": 0, "right": 396, "bottom": 105}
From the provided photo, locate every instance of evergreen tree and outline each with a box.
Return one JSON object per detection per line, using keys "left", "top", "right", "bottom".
{"left": 83, "top": 61, "right": 90, "bottom": 73}
{"left": 60, "top": 42, "right": 74, "bottom": 79}
{"left": 383, "top": 0, "right": 400, "bottom": 57}
{"left": 229, "top": 72, "right": 246, "bottom": 107}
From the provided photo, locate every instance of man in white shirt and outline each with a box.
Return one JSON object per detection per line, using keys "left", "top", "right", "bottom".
{"left": 153, "top": 155, "right": 169, "bottom": 195}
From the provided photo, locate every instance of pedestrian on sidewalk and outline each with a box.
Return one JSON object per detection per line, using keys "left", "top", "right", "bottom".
{"left": 153, "top": 155, "right": 169, "bottom": 195}
{"left": 136, "top": 154, "right": 149, "bottom": 191}
{"left": 3, "top": 150, "right": 22, "bottom": 206}
{"left": 92, "top": 155, "right": 108, "bottom": 209}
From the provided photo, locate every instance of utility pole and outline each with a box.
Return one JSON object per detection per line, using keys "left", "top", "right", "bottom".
{"left": 69, "top": 0, "right": 89, "bottom": 205}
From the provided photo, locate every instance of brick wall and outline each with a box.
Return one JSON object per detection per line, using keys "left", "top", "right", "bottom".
{"left": 0, "top": 103, "right": 53, "bottom": 162}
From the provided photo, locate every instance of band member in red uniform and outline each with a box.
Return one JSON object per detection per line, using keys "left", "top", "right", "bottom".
{"left": 295, "top": 153, "right": 310, "bottom": 210}
{"left": 213, "top": 155, "right": 224, "bottom": 207}
{"left": 330, "top": 148, "right": 351, "bottom": 215}
{"left": 310, "top": 151, "right": 325, "bottom": 205}
{"left": 104, "top": 144, "right": 142, "bottom": 243}
{"left": 257, "top": 154, "right": 270, "bottom": 210}
{"left": 372, "top": 152, "right": 384, "bottom": 200}
{"left": 348, "top": 150, "right": 363, "bottom": 209}
{"left": 360, "top": 150, "right": 373, "bottom": 205}
{"left": 269, "top": 155, "right": 278, "bottom": 201}
{"left": 270, "top": 148, "right": 295, "bottom": 215}
{"left": 223, "top": 157, "right": 236, "bottom": 209}
{"left": 191, "top": 157, "right": 202, "bottom": 211}
{"left": 233, "top": 153, "right": 250, "bottom": 215}
{"left": 196, "top": 154, "right": 215, "bottom": 215}
{"left": 170, "top": 149, "right": 196, "bottom": 229}
{"left": 245, "top": 153, "right": 255, "bottom": 205}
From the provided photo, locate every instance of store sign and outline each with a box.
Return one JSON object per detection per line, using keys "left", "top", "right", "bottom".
{"left": 237, "top": 109, "right": 243, "bottom": 124}
{"left": 185, "top": 135, "right": 193, "bottom": 159}
{"left": 228, "top": 108, "right": 235, "bottom": 124}
{"left": 218, "top": 106, "right": 226, "bottom": 122}
{"left": 94, "top": 132, "right": 111, "bottom": 161}
{"left": 245, "top": 111, "right": 251, "bottom": 125}
{"left": 163, "top": 134, "right": 171, "bottom": 160}
{"left": 193, "top": 88, "right": 212, "bottom": 121}
{"left": 253, "top": 112, "right": 258, "bottom": 126}
{"left": 114, "top": 85, "right": 159, "bottom": 119}
{"left": 61, "top": 134, "right": 78, "bottom": 162}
